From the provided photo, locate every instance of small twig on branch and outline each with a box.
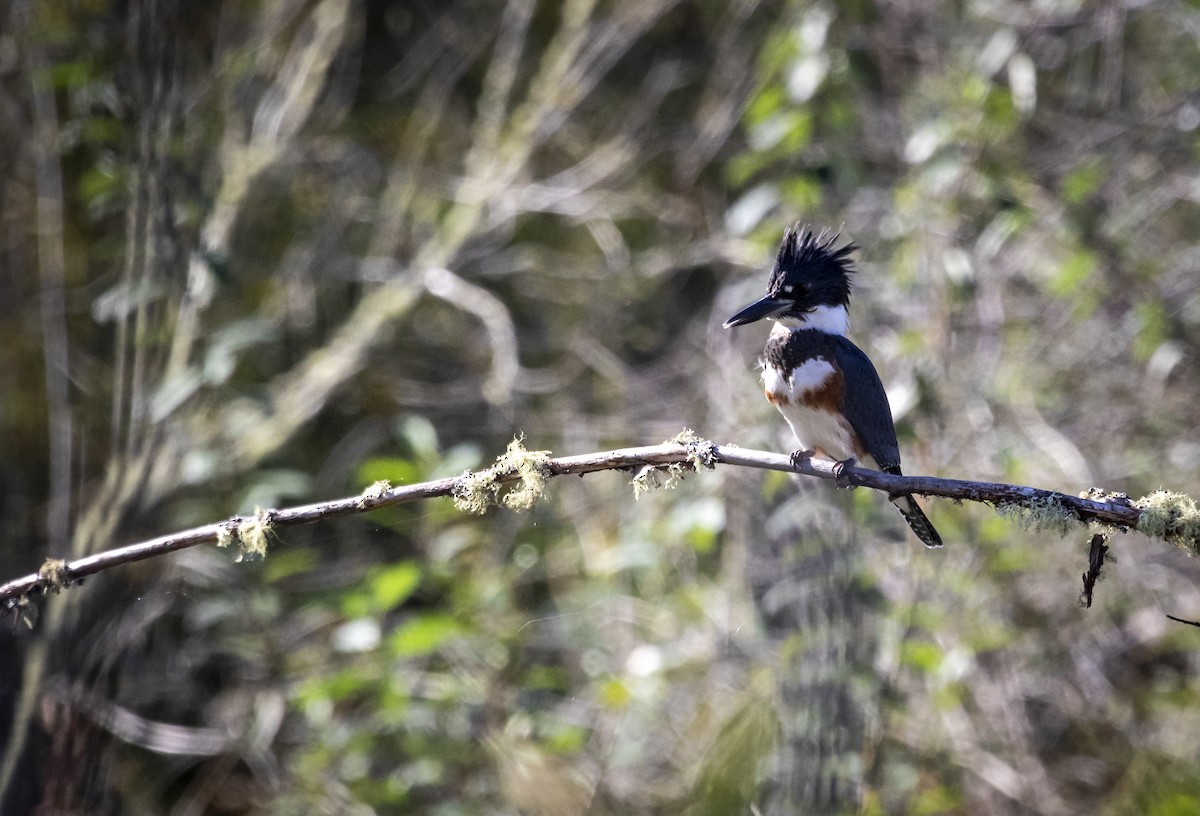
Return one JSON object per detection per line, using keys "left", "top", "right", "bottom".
{"left": 1166, "top": 615, "right": 1200, "bottom": 628}
{"left": 1, "top": 436, "right": 1196, "bottom": 615}
{"left": 1080, "top": 534, "right": 1109, "bottom": 609}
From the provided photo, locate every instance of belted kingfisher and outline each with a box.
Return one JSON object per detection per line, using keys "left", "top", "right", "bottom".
{"left": 724, "top": 225, "right": 943, "bottom": 548}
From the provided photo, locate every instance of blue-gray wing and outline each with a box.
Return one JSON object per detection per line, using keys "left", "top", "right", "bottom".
{"left": 832, "top": 337, "right": 902, "bottom": 473}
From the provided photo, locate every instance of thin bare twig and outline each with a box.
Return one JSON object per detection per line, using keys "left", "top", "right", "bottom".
{"left": 0, "top": 440, "right": 1169, "bottom": 613}
{"left": 1080, "top": 533, "right": 1109, "bottom": 609}
{"left": 1166, "top": 615, "right": 1200, "bottom": 628}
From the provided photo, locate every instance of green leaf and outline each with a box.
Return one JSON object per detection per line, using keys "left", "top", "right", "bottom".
{"left": 317, "top": 666, "right": 376, "bottom": 703}
{"left": 262, "top": 547, "right": 319, "bottom": 582}
{"left": 1134, "top": 299, "right": 1169, "bottom": 362}
{"left": 1062, "top": 160, "right": 1103, "bottom": 204}
{"left": 545, "top": 725, "right": 587, "bottom": 755}
{"left": 82, "top": 116, "right": 123, "bottom": 146}
{"left": 44, "top": 61, "right": 90, "bottom": 90}
{"left": 723, "top": 152, "right": 772, "bottom": 188}
{"left": 388, "top": 614, "right": 462, "bottom": 657}
{"left": 79, "top": 163, "right": 123, "bottom": 210}
{"left": 982, "top": 86, "right": 1017, "bottom": 132}
{"left": 744, "top": 85, "right": 785, "bottom": 128}
{"left": 1048, "top": 249, "right": 1096, "bottom": 298}
{"left": 779, "top": 175, "right": 822, "bottom": 212}
{"left": 685, "top": 694, "right": 778, "bottom": 816}
{"left": 901, "top": 640, "right": 943, "bottom": 674}
{"left": 912, "top": 783, "right": 962, "bottom": 815}
{"left": 367, "top": 562, "right": 422, "bottom": 612}
{"left": 598, "top": 677, "right": 632, "bottom": 709}
{"left": 358, "top": 456, "right": 421, "bottom": 488}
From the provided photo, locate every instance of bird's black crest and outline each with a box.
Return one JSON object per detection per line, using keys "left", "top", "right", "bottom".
{"left": 766, "top": 224, "right": 857, "bottom": 306}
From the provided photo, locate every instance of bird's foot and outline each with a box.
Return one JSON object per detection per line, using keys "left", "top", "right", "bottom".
{"left": 789, "top": 449, "right": 816, "bottom": 469}
{"left": 833, "top": 457, "right": 858, "bottom": 489}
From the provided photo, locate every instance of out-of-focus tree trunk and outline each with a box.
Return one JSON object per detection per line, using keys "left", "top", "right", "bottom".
{"left": 747, "top": 479, "right": 878, "bottom": 814}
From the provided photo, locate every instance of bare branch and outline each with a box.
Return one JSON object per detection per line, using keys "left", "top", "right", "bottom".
{"left": 2, "top": 439, "right": 1187, "bottom": 613}
{"left": 168, "top": 0, "right": 354, "bottom": 379}
{"left": 25, "top": 24, "right": 73, "bottom": 556}
{"left": 423, "top": 266, "right": 520, "bottom": 405}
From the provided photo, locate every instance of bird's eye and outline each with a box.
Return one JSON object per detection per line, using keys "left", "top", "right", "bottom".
{"left": 783, "top": 285, "right": 794, "bottom": 293}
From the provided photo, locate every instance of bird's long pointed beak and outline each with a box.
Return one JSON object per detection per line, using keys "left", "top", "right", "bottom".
{"left": 723, "top": 295, "right": 789, "bottom": 328}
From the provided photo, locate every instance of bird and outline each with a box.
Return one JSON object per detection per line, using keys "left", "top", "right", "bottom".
{"left": 724, "top": 224, "right": 943, "bottom": 548}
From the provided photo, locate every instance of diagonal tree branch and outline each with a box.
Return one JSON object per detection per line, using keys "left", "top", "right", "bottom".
{"left": 3, "top": 438, "right": 1193, "bottom": 614}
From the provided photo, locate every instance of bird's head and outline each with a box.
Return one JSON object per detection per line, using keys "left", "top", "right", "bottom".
{"left": 723, "top": 225, "right": 856, "bottom": 335}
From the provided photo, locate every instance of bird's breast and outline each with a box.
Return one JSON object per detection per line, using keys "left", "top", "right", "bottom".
{"left": 762, "top": 357, "right": 860, "bottom": 460}
{"left": 762, "top": 357, "right": 843, "bottom": 411}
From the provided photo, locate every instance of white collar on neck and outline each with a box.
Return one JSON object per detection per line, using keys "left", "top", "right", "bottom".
{"left": 772, "top": 303, "right": 849, "bottom": 336}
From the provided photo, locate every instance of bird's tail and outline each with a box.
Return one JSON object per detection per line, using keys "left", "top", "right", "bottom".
{"left": 891, "top": 495, "right": 943, "bottom": 548}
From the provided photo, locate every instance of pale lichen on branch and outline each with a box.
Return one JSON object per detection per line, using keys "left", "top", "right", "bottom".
{"left": 996, "top": 494, "right": 1079, "bottom": 538}
{"left": 1134, "top": 491, "right": 1200, "bottom": 556}
{"left": 37, "top": 558, "right": 73, "bottom": 594}
{"left": 453, "top": 435, "right": 551, "bottom": 514}
{"left": 631, "top": 429, "right": 716, "bottom": 498}
{"left": 216, "top": 508, "right": 276, "bottom": 561}
{"left": 358, "top": 479, "right": 392, "bottom": 508}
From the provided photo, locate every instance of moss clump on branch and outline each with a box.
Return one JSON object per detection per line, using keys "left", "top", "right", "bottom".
{"left": 1135, "top": 491, "right": 1200, "bottom": 556}
{"left": 631, "top": 429, "right": 717, "bottom": 499}
{"left": 631, "top": 464, "right": 684, "bottom": 499}
{"left": 673, "top": 428, "right": 717, "bottom": 471}
{"left": 1080, "top": 487, "right": 1129, "bottom": 503}
{"left": 217, "top": 508, "right": 276, "bottom": 561}
{"left": 358, "top": 479, "right": 392, "bottom": 508}
{"left": 502, "top": 440, "right": 551, "bottom": 511}
{"left": 453, "top": 436, "right": 551, "bottom": 515}
{"left": 37, "top": 558, "right": 71, "bottom": 594}
{"left": 996, "top": 494, "right": 1078, "bottom": 537}
{"left": 454, "top": 469, "right": 502, "bottom": 514}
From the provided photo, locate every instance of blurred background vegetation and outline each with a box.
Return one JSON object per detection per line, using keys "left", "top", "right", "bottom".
{"left": 3, "top": 0, "right": 1200, "bottom": 813}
